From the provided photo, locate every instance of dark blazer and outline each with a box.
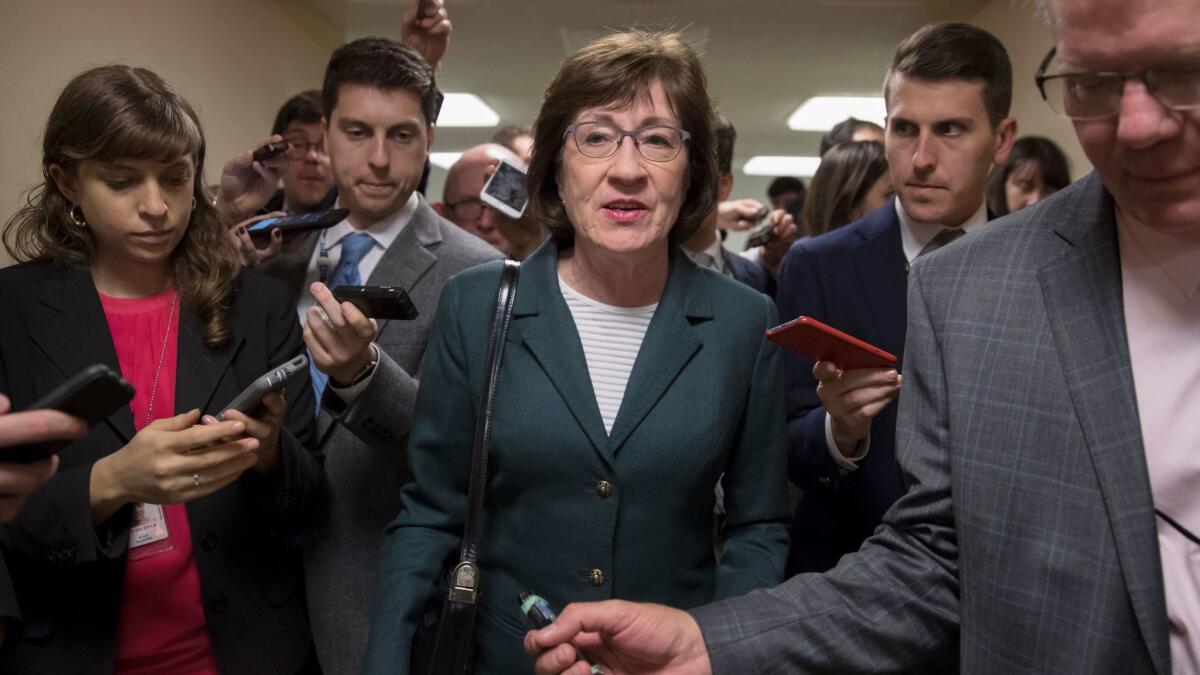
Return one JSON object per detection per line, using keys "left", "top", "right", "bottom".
{"left": 363, "top": 241, "right": 790, "bottom": 674}
{"left": 695, "top": 174, "right": 1170, "bottom": 673}
{"left": 775, "top": 201, "right": 908, "bottom": 574}
{"left": 722, "top": 249, "right": 774, "bottom": 297}
{"left": 0, "top": 263, "right": 322, "bottom": 674}
{"left": 258, "top": 197, "right": 502, "bottom": 675}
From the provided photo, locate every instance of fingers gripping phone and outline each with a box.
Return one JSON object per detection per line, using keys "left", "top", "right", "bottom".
{"left": 744, "top": 208, "right": 775, "bottom": 248}
{"left": 766, "top": 316, "right": 897, "bottom": 370}
{"left": 216, "top": 354, "right": 309, "bottom": 421}
{"left": 479, "top": 157, "right": 528, "bottom": 219}
{"left": 332, "top": 285, "right": 419, "bottom": 321}
{"left": 7, "top": 364, "right": 135, "bottom": 462}
{"left": 246, "top": 208, "right": 349, "bottom": 242}
{"left": 252, "top": 140, "right": 289, "bottom": 162}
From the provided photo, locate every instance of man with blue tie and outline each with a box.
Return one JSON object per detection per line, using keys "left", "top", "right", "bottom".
{"left": 776, "top": 22, "right": 1016, "bottom": 574}
{"left": 258, "top": 37, "right": 501, "bottom": 675}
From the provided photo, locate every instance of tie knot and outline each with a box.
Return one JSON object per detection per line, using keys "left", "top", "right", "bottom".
{"left": 339, "top": 232, "right": 375, "bottom": 265}
{"left": 919, "top": 227, "right": 966, "bottom": 258}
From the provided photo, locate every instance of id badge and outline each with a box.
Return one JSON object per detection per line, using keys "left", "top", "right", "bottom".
{"left": 128, "top": 503, "right": 175, "bottom": 560}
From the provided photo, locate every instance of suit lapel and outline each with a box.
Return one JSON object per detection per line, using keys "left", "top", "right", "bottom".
{"left": 368, "top": 200, "right": 439, "bottom": 336}
{"left": 29, "top": 267, "right": 135, "bottom": 442}
{"left": 852, "top": 205, "right": 908, "bottom": 360}
{"left": 513, "top": 244, "right": 611, "bottom": 464}
{"left": 1037, "top": 178, "right": 1170, "bottom": 674}
{"left": 173, "top": 304, "right": 243, "bottom": 417}
{"left": 607, "top": 250, "right": 706, "bottom": 455}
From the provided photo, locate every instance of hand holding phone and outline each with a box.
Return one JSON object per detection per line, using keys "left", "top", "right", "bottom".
{"left": 252, "top": 140, "right": 290, "bottom": 162}
{"left": 332, "top": 285, "right": 419, "bottom": 321}
{"left": 4, "top": 365, "right": 133, "bottom": 463}
{"left": 766, "top": 316, "right": 896, "bottom": 369}
{"left": 246, "top": 208, "right": 349, "bottom": 242}
{"left": 217, "top": 354, "right": 308, "bottom": 421}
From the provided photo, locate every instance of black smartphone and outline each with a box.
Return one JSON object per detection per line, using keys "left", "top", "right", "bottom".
{"left": 252, "top": 140, "right": 290, "bottom": 162}
{"left": 744, "top": 208, "right": 774, "bottom": 248}
{"left": 216, "top": 354, "right": 309, "bottom": 421}
{"left": 6, "top": 364, "right": 135, "bottom": 463}
{"left": 332, "top": 285, "right": 419, "bottom": 321}
{"left": 246, "top": 208, "right": 349, "bottom": 241}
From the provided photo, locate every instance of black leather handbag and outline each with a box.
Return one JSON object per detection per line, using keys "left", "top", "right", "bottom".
{"left": 411, "top": 260, "right": 520, "bottom": 675}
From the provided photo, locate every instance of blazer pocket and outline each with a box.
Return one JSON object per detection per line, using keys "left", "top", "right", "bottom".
{"left": 477, "top": 598, "right": 528, "bottom": 638}
{"left": 265, "top": 567, "right": 299, "bottom": 607}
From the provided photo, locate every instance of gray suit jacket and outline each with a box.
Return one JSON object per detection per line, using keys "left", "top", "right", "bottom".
{"left": 692, "top": 173, "right": 1171, "bottom": 674}
{"left": 259, "top": 197, "right": 503, "bottom": 675}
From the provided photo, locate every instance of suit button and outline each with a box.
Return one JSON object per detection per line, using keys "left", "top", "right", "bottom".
{"left": 818, "top": 476, "right": 832, "bottom": 485}
{"left": 590, "top": 569, "right": 605, "bottom": 586}
{"left": 201, "top": 532, "right": 217, "bottom": 551}
{"left": 209, "top": 595, "right": 228, "bottom": 613}
{"left": 595, "top": 480, "right": 612, "bottom": 499}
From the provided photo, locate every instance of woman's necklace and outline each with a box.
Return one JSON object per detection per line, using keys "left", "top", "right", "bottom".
{"left": 142, "top": 292, "right": 178, "bottom": 429}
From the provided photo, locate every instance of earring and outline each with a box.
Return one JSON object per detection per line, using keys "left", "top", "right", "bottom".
{"left": 66, "top": 204, "right": 87, "bottom": 228}
{"left": 192, "top": 196, "right": 198, "bottom": 211}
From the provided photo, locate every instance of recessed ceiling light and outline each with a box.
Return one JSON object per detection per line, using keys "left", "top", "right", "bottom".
{"left": 787, "top": 96, "right": 886, "bottom": 132}
{"left": 429, "top": 152, "right": 463, "bottom": 170}
{"left": 742, "top": 156, "right": 822, "bottom": 178}
{"left": 437, "top": 93, "right": 499, "bottom": 127}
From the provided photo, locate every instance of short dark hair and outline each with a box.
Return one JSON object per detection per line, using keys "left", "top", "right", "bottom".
{"left": 802, "top": 141, "right": 889, "bottom": 237}
{"left": 527, "top": 29, "right": 718, "bottom": 247}
{"left": 492, "top": 123, "right": 532, "bottom": 150}
{"left": 714, "top": 113, "right": 736, "bottom": 175}
{"left": 322, "top": 37, "right": 438, "bottom": 125}
{"left": 271, "top": 89, "right": 322, "bottom": 136}
{"left": 819, "top": 117, "right": 884, "bottom": 156}
{"left": 767, "top": 176, "right": 806, "bottom": 201}
{"left": 986, "top": 136, "right": 1071, "bottom": 216}
{"left": 884, "top": 22, "right": 1013, "bottom": 127}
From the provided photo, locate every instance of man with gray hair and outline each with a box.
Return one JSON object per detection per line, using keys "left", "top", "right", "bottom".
{"left": 527, "top": 0, "right": 1200, "bottom": 671}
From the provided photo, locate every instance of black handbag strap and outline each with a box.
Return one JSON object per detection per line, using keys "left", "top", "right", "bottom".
{"left": 460, "top": 260, "right": 520, "bottom": 564}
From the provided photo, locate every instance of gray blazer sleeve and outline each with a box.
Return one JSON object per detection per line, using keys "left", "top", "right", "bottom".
{"left": 323, "top": 350, "right": 420, "bottom": 457}
{"left": 691, "top": 265, "right": 960, "bottom": 673}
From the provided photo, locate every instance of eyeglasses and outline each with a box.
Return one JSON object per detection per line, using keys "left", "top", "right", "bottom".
{"left": 283, "top": 137, "right": 326, "bottom": 160}
{"left": 445, "top": 198, "right": 486, "bottom": 221}
{"left": 563, "top": 121, "right": 690, "bottom": 162}
{"left": 1035, "top": 46, "right": 1200, "bottom": 120}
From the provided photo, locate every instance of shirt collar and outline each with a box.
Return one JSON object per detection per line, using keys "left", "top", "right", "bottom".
{"left": 680, "top": 234, "right": 728, "bottom": 275}
{"left": 896, "top": 199, "right": 988, "bottom": 264}
{"left": 323, "top": 191, "right": 418, "bottom": 252}
{"left": 1117, "top": 210, "right": 1200, "bottom": 301}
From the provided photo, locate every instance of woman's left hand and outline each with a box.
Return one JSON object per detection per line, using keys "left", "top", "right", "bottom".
{"left": 204, "top": 391, "right": 285, "bottom": 476}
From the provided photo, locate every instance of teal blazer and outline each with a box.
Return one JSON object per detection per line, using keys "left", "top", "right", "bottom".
{"left": 364, "top": 241, "right": 789, "bottom": 674}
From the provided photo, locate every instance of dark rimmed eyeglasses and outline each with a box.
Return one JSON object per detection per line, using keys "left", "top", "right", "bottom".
{"left": 1035, "top": 46, "right": 1200, "bottom": 120}
{"left": 563, "top": 121, "right": 690, "bottom": 162}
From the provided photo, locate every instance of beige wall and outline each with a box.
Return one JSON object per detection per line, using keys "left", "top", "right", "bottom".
{"left": 0, "top": 0, "right": 340, "bottom": 265}
{"left": 967, "top": 0, "right": 1092, "bottom": 180}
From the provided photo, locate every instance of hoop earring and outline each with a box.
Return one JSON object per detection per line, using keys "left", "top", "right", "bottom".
{"left": 66, "top": 204, "right": 87, "bottom": 228}
{"left": 191, "top": 196, "right": 198, "bottom": 211}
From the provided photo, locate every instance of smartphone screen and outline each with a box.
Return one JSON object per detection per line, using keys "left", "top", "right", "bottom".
{"left": 481, "top": 160, "right": 528, "bottom": 217}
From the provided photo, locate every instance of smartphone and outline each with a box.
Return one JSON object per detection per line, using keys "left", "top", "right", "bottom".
{"left": 332, "top": 285, "right": 419, "bottom": 321}
{"left": 6, "top": 364, "right": 135, "bottom": 463}
{"left": 252, "top": 140, "right": 290, "bottom": 162}
{"left": 479, "top": 157, "right": 528, "bottom": 219}
{"left": 216, "top": 354, "right": 308, "bottom": 421}
{"left": 766, "top": 316, "right": 897, "bottom": 370}
{"left": 246, "top": 208, "right": 349, "bottom": 241}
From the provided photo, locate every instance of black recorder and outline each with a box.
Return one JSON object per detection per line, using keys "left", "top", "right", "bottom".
{"left": 332, "top": 285, "right": 419, "bottom": 321}
{"left": 7, "top": 364, "right": 135, "bottom": 463}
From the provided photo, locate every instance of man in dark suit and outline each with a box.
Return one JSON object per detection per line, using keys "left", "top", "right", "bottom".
{"left": 258, "top": 38, "right": 501, "bottom": 675}
{"left": 776, "top": 22, "right": 1016, "bottom": 574}
{"left": 526, "top": 0, "right": 1200, "bottom": 671}
{"left": 680, "top": 114, "right": 794, "bottom": 297}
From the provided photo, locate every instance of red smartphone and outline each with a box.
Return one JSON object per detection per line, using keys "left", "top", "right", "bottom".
{"left": 766, "top": 316, "right": 897, "bottom": 370}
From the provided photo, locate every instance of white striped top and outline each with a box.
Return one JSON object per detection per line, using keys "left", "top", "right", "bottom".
{"left": 559, "top": 277, "right": 658, "bottom": 434}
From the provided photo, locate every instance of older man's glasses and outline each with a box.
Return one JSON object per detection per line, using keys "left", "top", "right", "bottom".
{"left": 564, "top": 122, "right": 690, "bottom": 162}
{"left": 1035, "top": 47, "right": 1200, "bottom": 120}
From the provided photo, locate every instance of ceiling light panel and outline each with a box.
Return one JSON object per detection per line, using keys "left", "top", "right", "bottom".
{"left": 437, "top": 93, "right": 500, "bottom": 127}
{"left": 742, "top": 156, "right": 822, "bottom": 177}
{"left": 787, "top": 96, "right": 886, "bottom": 132}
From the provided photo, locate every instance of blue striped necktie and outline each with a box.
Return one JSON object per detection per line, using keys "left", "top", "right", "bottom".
{"left": 311, "top": 232, "right": 375, "bottom": 409}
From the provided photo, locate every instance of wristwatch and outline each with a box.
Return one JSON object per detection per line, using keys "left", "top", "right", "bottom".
{"left": 331, "top": 343, "right": 379, "bottom": 388}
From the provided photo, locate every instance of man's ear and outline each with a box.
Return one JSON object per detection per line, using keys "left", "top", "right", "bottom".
{"left": 48, "top": 164, "right": 78, "bottom": 204}
{"left": 717, "top": 173, "right": 734, "bottom": 202}
{"left": 426, "top": 124, "right": 437, "bottom": 154}
{"left": 992, "top": 116, "right": 1018, "bottom": 167}
{"left": 431, "top": 202, "right": 448, "bottom": 217}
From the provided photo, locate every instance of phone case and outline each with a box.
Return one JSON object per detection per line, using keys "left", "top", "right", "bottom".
{"left": 766, "top": 316, "right": 897, "bottom": 369}
{"left": 247, "top": 208, "right": 349, "bottom": 240}
{"left": 332, "top": 285, "right": 419, "bottom": 321}
{"left": 4, "top": 364, "right": 135, "bottom": 463}
{"left": 217, "top": 354, "right": 309, "bottom": 420}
